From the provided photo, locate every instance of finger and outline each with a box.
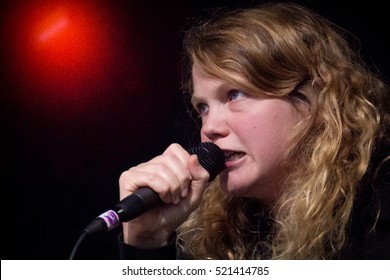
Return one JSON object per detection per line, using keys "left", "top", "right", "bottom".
{"left": 119, "top": 167, "right": 174, "bottom": 203}
{"left": 162, "top": 143, "right": 194, "bottom": 200}
{"left": 119, "top": 153, "right": 192, "bottom": 204}
{"left": 186, "top": 154, "right": 210, "bottom": 201}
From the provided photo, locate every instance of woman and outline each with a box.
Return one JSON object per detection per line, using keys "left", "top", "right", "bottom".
{"left": 118, "top": 2, "right": 390, "bottom": 259}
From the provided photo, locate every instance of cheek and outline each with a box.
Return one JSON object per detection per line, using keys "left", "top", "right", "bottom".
{"left": 240, "top": 114, "right": 285, "bottom": 143}
{"left": 242, "top": 110, "right": 299, "bottom": 160}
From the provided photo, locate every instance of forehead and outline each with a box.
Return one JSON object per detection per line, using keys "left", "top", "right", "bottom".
{"left": 192, "top": 65, "right": 222, "bottom": 88}
{"left": 191, "top": 63, "right": 249, "bottom": 91}
{"left": 191, "top": 65, "right": 231, "bottom": 103}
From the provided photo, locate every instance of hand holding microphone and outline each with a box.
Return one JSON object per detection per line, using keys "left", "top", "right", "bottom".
{"left": 83, "top": 142, "right": 225, "bottom": 240}
{"left": 69, "top": 142, "right": 224, "bottom": 259}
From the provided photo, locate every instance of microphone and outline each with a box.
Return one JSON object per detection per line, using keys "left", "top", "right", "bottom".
{"left": 83, "top": 142, "right": 225, "bottom": 235}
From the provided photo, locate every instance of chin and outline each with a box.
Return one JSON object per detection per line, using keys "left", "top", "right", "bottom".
{"left": 221, "top": 184, "right": 249, "bottom": 197}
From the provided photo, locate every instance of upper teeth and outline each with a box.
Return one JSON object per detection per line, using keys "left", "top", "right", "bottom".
{"left": 224, "top": 151, "right": 234, "bottom": 157}
{"left": 225, "top": 152, "right": 241, "bottom": 162}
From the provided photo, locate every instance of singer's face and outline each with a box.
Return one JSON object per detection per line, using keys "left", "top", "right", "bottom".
{"left": 191, "top": 64, "right": 307, "bottom": 205}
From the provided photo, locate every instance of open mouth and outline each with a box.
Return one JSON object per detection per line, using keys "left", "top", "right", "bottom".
{"left": 224, "top": 151, "right": 245, "bottom": 162}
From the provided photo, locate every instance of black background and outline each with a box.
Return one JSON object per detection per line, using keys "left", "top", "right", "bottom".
{"left": 1, "top": 0, "right": 388, "bottom": 259}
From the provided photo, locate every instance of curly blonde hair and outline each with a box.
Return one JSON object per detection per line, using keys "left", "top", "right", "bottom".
{"left": 177, "top": 2, "right": 390, "bottom": 259}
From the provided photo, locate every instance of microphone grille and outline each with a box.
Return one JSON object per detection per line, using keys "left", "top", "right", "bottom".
{"left": 188, "top": 142, "right": 225, "bottom": 181}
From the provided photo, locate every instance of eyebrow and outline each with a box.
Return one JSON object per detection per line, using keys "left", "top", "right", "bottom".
{"left": 190, "top": 95, "right": 204, "bottom": 106}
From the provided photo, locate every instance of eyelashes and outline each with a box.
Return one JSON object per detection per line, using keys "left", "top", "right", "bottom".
{"left": 192, "top": 89, "right": 247, "bottom": 116}
{"left": 228, "top": 89, "right": 247, "bottom": 101}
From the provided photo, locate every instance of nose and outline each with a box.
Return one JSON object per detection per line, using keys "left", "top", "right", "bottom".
{"left": 200, "top": 107, "right": 229, "bottom": 140}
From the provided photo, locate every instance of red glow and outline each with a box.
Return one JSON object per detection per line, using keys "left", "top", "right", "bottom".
{"left": 38, "top": 9, "right": 69, "bottom": 42}
{"left": 2, "top": 0, "right": 127, "bottom": 114}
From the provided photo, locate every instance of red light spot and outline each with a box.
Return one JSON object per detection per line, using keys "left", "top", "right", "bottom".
{"left": 2, "top": 0, "right": 127, "bottom": 115}
{"left": 38, "top": 10, "right": 69, "bottom": 42}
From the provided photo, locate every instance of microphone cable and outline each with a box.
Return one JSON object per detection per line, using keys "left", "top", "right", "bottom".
{"left": 69, "top": 230, "right": 88, "bottom": 260}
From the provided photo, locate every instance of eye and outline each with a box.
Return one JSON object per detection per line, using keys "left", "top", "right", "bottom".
{"left": 194, "top": 102, "right": 209, "bottom": 116}
{"left": 228, "top": 89, "right": 246, "bottom": 101}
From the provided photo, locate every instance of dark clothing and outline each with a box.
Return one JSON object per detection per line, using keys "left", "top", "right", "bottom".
{"left": 118, "top": 147, "right": 390, "bottom": 260}
{"left": 343, "top": 146, "right": 390, "bottom": 259}
{"left": 118, "top": 232, "right": 177, "bottom": 260}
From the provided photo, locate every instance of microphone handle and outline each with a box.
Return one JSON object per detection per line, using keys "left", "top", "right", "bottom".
{"left": 115, "top": 187, "right": 160, "bottom": 222}
{"left": 83, "top": 187, "right": 159, "bottom": 235}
